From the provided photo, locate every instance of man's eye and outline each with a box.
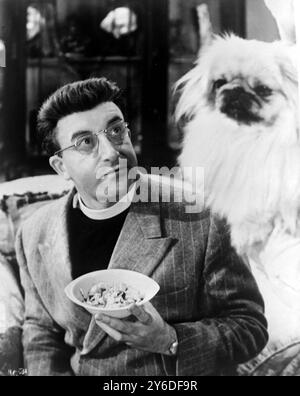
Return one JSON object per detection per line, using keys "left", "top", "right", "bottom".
{"left": 111, "top": 127, "right": 122, "bottom": 136}
{"left": 77, "top": 136, "right": 94, "bottom": 147}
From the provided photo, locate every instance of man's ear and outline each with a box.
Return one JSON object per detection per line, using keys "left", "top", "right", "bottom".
{"left": 49, "top": 156, "right": 71, "bottom": 180}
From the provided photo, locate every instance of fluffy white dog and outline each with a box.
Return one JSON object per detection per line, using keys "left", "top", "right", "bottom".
{"left": 176, "top": 33, "right": 300, "bottom": 368}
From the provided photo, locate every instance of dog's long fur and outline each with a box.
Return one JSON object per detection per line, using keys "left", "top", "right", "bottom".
{"left": 177, "top": 35, "right": 299, "bottom": 254}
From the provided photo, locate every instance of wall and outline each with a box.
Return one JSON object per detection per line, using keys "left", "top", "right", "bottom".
{"left": 246, "top": 0, "right": 279, "bottom": 42}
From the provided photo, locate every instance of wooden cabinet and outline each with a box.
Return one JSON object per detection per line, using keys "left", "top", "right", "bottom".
{"left": 0, "top": 0, "right": 27, "bottom": 178}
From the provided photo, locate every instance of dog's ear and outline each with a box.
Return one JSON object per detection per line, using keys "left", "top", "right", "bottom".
{"left": 278, "top": 45, "right": 298, "bottom": 84}
{"left": 275, "top": 43, "right": 298, "bottom": 103}
{"left": 274, "top": 43, "right": 299, "bottom": 132}
{"left": 174, "top": 34, "right": 240, "bottom": 125}
{"left": 174, "top": 45, "right": 212, "bottom": 124}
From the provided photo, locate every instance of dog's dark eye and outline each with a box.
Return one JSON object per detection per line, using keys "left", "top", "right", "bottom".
{"left": 213, "top": 79, "right": 227, "bottom": 91}
{"left": 255, "top": 85, "right": 272, "bottom": 97}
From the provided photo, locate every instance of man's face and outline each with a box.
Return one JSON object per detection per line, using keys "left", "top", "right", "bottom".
{"left": 50, "top": 102, "right": 138, "bottom": 209}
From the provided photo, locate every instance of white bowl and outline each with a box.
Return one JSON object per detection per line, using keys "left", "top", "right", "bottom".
{"left": 64, "top": 269, "right": 160, "bottom": 318}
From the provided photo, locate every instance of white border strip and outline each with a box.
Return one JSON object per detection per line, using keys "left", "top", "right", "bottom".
{"left": 294, "top": 0, "right": 300, "bottom": 127}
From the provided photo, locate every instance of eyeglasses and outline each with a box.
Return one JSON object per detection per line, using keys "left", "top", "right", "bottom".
{"left": 54, "top": 120, "right": 130, "bottom": 156}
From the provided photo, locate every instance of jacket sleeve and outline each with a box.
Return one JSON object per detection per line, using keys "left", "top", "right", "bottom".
{"left": 170, "top": 216, "right": 268, "bottom": 376}
{"left": 16, "top": 227, "right": 74, "bottom": 376}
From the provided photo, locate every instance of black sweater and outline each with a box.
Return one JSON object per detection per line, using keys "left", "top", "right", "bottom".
{"left": 68, "top": 207, "right": 129, "bottom": 279}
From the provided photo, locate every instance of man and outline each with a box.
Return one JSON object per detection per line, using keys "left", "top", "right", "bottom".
{"left": 16, "top": 78, "right": 268, "bottom": 376}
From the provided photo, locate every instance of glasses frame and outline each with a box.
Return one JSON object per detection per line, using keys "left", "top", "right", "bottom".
{"left": 54, "top": 121, "right": 129, "bottom": 157}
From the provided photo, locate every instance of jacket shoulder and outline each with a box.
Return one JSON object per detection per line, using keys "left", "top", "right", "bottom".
{"left": 146, "top": 174, "right": 210, "bottom": 220}
{"left": 20, "top": 193, "right": 70, "bottom": 234}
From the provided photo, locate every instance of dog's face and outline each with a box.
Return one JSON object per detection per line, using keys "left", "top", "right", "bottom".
{"left": 176, "top": 35, "right": 298, "bottom": 129}
{"left": 210, "top": 59, "right": 285, "bottom": 125}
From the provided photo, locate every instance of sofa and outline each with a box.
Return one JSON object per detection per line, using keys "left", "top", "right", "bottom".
{"left": 1, "top": 174, "right": 300, "bottom": 376}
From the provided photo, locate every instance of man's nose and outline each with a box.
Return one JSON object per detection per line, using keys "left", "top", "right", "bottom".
{"left": 97, "top": 133, "right": 120, "bottom": 162}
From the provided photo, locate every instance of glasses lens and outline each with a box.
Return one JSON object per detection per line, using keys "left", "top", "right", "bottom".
{"left": 106, "top": 121, "right": 128, "bottom": 144}
{"left": 75, "top": 133, "right": 98, "bottom": 154}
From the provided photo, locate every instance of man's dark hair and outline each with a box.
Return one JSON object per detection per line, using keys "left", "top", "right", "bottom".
{"left": 37, "top": 77, "right": 124, "bottom": 156}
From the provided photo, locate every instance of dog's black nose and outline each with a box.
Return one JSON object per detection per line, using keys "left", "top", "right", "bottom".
{"left": 220, "top": 87, "right": 261, "bottom": 124}
{"left": 224, "top": 87, "right": 254, "bottom": 109}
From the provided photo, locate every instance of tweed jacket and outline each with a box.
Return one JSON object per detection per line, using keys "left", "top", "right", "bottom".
{"left": 16, "top": 175, "right": 268, "bottom": 376}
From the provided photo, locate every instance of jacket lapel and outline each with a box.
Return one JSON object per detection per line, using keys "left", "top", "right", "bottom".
{"left": 38, "top": 190, "right": 73, "bottom": 290}
{"left": 83, "top": 176, "right": 175, "bottom": 355}
{"left": 109, "top": 201, "right": 174, "bottom": 276}
{"left": 37, "top": 190, "right": 95, "bottom": 334}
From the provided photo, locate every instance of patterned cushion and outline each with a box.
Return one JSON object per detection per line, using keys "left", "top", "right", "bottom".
{"left": 0, "top": 175, "right": 72, "bottom": 376}
{"left": 238, "top": 341, "right": 300, "bottom": 376}
{"left": 0, "top": 175, "right": 73, "bottom": 262}
{"left": 0, "top": 209, "right": 14, "bottom": 260}
{"left": 0, "top": 327, "right": 23, "bottom": 376}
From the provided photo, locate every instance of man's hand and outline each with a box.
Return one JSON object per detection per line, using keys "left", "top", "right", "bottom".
{"left": 95, "top": 302, "right": 177, "bottom": 355}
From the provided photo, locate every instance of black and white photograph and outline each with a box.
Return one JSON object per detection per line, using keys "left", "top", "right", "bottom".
{"left": 0, "top": 0, "right": 299, "bottom": 378}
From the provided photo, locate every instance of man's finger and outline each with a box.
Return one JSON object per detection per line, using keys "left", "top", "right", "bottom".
{"left": 95, "top": 314, "right": 133, "bottom": 334}
{"left": 95, "top": 320, "right": 127, "bottom": 342}
{"left": 129, "top": 304, "right": 153, "bottom": 325}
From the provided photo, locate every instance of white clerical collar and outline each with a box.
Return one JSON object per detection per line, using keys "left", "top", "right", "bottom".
{"left": 73, "top": 182, "right": 136, "bottom": 220}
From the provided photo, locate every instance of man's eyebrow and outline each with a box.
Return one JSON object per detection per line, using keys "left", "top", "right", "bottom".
{"left": 70, "top": 116, "right": 123, "bottom": 141}
{"left": 106, "top": 115, "right": 123, "bottom": 127}
{"left": 70, "top": 130, "right": 92, "bottom": 142}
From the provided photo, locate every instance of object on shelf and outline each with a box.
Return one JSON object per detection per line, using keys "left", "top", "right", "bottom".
{"left": 26, "top": 2, "right": 59, "bottom": 58}
{"left": 0, "top": 40, "right": 5, "bottom": 67}
{"left": 196, "top": 4, "right": 213, "bottom": 48}
{"left": 100, "top": 7, "right": 138, "bottom": 39}
{"left": 59, "top": 8, "right": 139, "bottom": 58}
{"left": 27, "top": 6, "right": 44, "bottom": 41}
{"left": 60, "top": 16, "right": 93, "bottom": 57}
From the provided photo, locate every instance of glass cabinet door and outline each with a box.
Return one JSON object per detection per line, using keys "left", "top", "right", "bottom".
{"left": 25, "top": 0, "right": 146, "bottom": 161}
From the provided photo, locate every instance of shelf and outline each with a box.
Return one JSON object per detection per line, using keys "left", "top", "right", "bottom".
{"left": 28, "top": 55, "right": 143, "bottom": 68}
{"left": 63, "top": 55, "right": 143, "bottom": 64}
{"left": 169, "top": 56, "right": 197, "bottom": 64}
{"left": 28, "top": 57, "right": 61, "bottom": 67}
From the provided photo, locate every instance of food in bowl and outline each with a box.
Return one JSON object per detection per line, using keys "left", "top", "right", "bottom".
{"left": 80, "top": 282, "right": 144, "bottom": 309}
{"left": 64, "top": 269, "right": 160, "bottom": 318}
